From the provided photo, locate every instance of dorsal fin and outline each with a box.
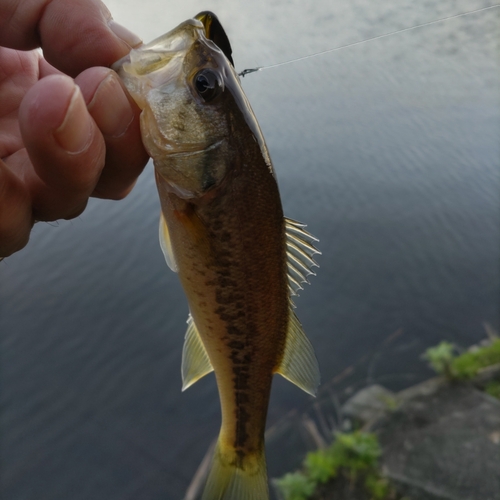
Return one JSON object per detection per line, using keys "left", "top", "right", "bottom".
{"left": 195, "top": 11, "right": 234, "bottom": 66}
{"left": 275, "top": 309, "right": 320, "bottom": 396}
{"left": 285, "top": 218, "right": 320, "bottom": 298}
{"left": 181, "top": 314, "right": 214, "bottom": 391}
{"left": 159, "top": 212, "right": 178, "bottom": 272}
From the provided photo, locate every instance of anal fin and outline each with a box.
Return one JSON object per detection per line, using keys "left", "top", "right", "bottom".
{"left": 182, "top": 314, "right": 214, "bottom": 391}
{"left": 275, "top": 309, "right": 320, "bottom": 396}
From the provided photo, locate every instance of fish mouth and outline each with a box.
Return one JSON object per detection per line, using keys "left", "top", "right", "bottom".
{"left": 111, "top": 18, "right": 204, "bottom": 103}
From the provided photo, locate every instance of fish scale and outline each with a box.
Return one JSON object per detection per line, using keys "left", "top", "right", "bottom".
{"left": 113, "top": 11, "right": 320, "bottom": 500}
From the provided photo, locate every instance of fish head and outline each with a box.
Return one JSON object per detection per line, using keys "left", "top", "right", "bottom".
{"left": 113, "top": 13, "right": 247, "bottom": 199}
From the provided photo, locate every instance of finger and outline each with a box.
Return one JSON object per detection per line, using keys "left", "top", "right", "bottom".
{"left": 0, "top": 0, "right": 141, "bottom": 76}
{"left": 0, "top": 48, "right": 41, "bottom": 158}
{"left": 39, "top": 57, "right": 64, "bottom": 78}
{"left": 18, "top": 74, "right": 106, "bottom": 221}
{"left": 0, "top": 158, "right": 33, "bottom": 257}
{"left": 75, "top": 67, "right": 149, "bottom": 199}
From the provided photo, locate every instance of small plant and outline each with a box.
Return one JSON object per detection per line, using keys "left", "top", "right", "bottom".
{"left": 303, "top": 448, "right": 337, "bottom": 484}
{"left": 451, "top": 340, "right": 500, "bottom": 379}
{"left": 275, "top": 431, "right": 393, "bottom": 500}
{"left": 422, "top": 341, "right": 456, "bottom": 379}
{"left": 379, "top": 393, "right": 399, "bottom": 411}
{"left": 485, "top": 380, "right": 500, "bottom": 400}
{"left": 423, "top": 339, "right": 500, "bottom": 381}
{"left": 365, "top": 472, "right": 392, "bottom": 500}
{"left": 274, "top": 472, "right": 315, "bottom": 500}
{"left": 330, "top": 431, "right": 381, "bottom": 471}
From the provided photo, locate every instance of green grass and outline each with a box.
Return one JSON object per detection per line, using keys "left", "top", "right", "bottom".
{"left": 423, "top": 339, "right": 500, "bottom": 380}
{"left": 364, "top": 473, "right": 392, "bottom": 500}
{"left": 303, "top": 448, "right": 337, "bottom": 484}
{"left": 275, "top": 431, "right": 395, "bottom": 500}
{"left": 422, "top": 341, "right": 456, "bottom": 379}
{"left": 274, "top": 472, "right": 316, "bottom": 500}
{"left": 328, "top": 431, "right": 381, "bottom": 471}
{"left": 451, "top": 340, "right": 500, "bottom": 379}
{"left": 485, "top": 380, "right": 500, "bottom": 399}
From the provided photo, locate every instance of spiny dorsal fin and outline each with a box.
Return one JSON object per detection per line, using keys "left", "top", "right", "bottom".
{"left": 181, "top": 314, "right": 213, "bottom": 391}
{"left": 285, "top": 218, "right": 320, "bottom": 298}
{"left": 275, "top": 309, "right": 320, "bottom": 396}
{"left": 159, "top": 212, "right": 178, "bottom": 272}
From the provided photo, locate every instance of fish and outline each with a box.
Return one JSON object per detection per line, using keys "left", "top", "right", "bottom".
{"left": 112, "top": 12, "right": 320, "bottom": 500}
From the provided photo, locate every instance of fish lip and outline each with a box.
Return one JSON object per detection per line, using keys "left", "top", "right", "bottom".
{"left": 111, "top": 54, "right": 130, "bottom": 73}
{"left": 165, "top": 139, "right": 223, "bottom": 157}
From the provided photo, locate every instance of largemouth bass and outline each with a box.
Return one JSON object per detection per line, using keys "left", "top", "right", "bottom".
{"left": 113, "top": 12, "right": 320, "bottom": 500}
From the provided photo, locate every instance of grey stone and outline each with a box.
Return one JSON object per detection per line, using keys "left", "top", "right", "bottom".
{"left": 375, "top": 383, "right": 500, "bottom": 500}
{"left": 341, "top": 384, "right": 399, "bottom": 425}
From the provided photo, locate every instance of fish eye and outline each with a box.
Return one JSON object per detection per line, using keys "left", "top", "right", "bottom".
{"left": 193, "top": 69, "right": 222, "bottom": 102}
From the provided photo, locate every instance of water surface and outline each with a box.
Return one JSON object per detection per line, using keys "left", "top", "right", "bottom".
{"left": 1, "top": 0, "right": 498, "bottom": 498}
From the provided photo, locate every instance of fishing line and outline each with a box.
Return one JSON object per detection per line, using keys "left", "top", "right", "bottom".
{"left": 238, "top": 4, "right": 500, "bottom": 77}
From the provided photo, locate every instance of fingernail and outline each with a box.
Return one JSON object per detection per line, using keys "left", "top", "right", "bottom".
{"left": 108, "top": 20, "right": 142, "bottom": 48}
{"left": 88, "top": 73, "right": 135, "bottom": 138}
{"left": 54, "top": 86, "right": 93, "bottom": 154}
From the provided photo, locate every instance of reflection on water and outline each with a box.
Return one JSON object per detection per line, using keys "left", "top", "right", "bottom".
{"left": 1, "top": 0, "right": 498, "bottom": 498}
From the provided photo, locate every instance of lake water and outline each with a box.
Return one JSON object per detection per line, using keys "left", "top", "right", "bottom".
{"left": 1, "top": 0, "right": 498, "bottom": 498}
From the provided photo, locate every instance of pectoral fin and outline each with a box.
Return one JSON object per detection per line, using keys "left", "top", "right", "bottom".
{"left": 276, "top": 310, "right": 320, "bottom": 396}
{"left": 181, "top": 314, "right": 214, "bottom": 391}
{"left": 159, "top": 212, "right": 178, "bottom": 272}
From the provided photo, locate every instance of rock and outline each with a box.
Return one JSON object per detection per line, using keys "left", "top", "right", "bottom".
{"left": 375, "top": 382, "right": 500, "bottom": 500}
{"left": 341, "top": 384, "right": 399, "bottom": 426}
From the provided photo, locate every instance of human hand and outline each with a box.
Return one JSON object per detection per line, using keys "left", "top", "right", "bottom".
{"left": 0, "top": 0, "right": 150, "bottom": 257}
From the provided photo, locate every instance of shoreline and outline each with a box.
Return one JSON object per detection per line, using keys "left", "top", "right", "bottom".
{"left": 185, "top": 337, "right": 500, "bottom": 500}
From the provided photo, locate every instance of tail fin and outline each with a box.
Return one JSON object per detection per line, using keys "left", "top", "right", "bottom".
{"left": 201, "top": 439, "right": 269, "bottom": 500}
